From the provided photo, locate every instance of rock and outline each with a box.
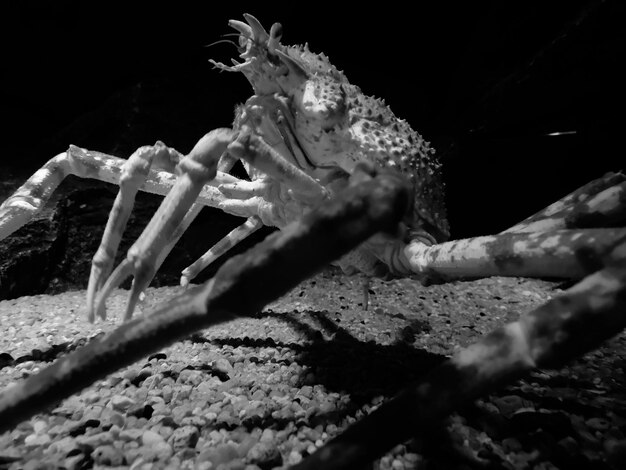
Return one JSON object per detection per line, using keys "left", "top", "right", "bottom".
{"left": 172, "top": 385, "right": 193, "bottom": 402}
{"left": 491, "top": 395, "right": 526, "bottom": 418}
{"left": 196, "top": 442, "right": 239, "bottom": 467}
{"left": 32, "top": 420, "right": 48, "bottom": 434}
{"left": 99, "top": 409, "right": 125, "bottom": 428}
{"left": 119, "top": 428, "right": 144, "bottom": 442}
{"left": 128, "top": 404, "right": 154, "bottom": 420}
{"left": 177, "top": 369, "right": 204, "bottom": 386}
{"left": 109, "top": 394, "right": 136, "bottom": 412}
{"left": 259, "top": 429, "right": 274, "bottom": 443}
{"left": 67, "top": 419, "right": 101, "bottom": 437}
{"left": 142, "top": 429, "right": 166, "bottom": 446}
{"left": 24, "top": 433, "right": 51, "bottom": 447}
{"left": 287, "top": 450, "right": 303, "bottom": 465}
{"left": 143, "top": 442, "right": 174, "bottom": 461}
{"left": 170, "top": 425, "right": 200, "bottom": 451}
{"left": 75, "top": 431, "right": 114, "bottom": 449}
{"left": 213, "top": 357, "right": 234, "bottom": 378}
{"left": 0, "top": 198, "right": 65, "bottom": 299}
{"left": 63, "top": 453, "right": 92, "bottom": 470}
{"left": 172, "top": 404, "right": 193, "bottom": 423}
{"left": 91, "top": 444, "right": 124, "bottom": 466}
{"left": 247, "top": 441, "right": 282, "bottom": 469}
{"left": 586, "top": 417, "right": 611, "bottom": 431}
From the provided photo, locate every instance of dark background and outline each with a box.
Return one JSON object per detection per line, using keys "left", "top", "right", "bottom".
{"left": 0, "top": 0, "right": 623, "bottom": 239}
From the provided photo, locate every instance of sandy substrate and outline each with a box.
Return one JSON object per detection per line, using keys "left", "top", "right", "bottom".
{"left": 0, "top": 269, "right": 625, "bottom": 469}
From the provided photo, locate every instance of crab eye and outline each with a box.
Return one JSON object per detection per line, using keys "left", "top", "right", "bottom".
{"left": 269, "top": 23, "right": 283, "bottom": 45}
{"left": 267, "top": 50, "right": 282, "bottom": 67}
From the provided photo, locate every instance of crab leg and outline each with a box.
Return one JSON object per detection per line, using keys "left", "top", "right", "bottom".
{"left": 94, "top": 124, "right": 336, "bottom": 320}
{"left": 403, "top": 228, "right": 626, "bottom": 282}
{"left": 296, "top": 258, "right": 626, "bottom": 469}
{"left": 227, "top": 128, "right": 329, "bottom": 205}
{"left": 0, "top": 146, "right": 171, "bottom": 241}
{"left": 93, "top": 129, "right": 234, "bottom": 320}
{"left": 180, "top": 215, "right": 264, "bottom": 286}
{"left": 176, "top": 129, "right": 334, "bottom": 284}
{"left": 85, "top": 143, "right": 185, "bottom": 321}
{"left": 401, "top": 173, "right": 626, "bottom": 283}
{"left": 504, "top": 171, "right": 625, "bottom": 233}
{"left": 0, "top": 170, "right": 411, "bottom": 433}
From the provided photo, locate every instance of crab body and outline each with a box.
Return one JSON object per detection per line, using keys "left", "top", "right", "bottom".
{"left": 213, "top": 15, "right": 449, "bottom": 277}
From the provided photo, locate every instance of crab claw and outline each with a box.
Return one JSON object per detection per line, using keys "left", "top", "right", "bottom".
{"left": 94, "top": 128, "right": 235, "bottom": 321}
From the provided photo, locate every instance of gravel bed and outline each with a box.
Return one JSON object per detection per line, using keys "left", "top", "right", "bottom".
{"left": 0, "top": 269, "right": 625, "bottom": 469}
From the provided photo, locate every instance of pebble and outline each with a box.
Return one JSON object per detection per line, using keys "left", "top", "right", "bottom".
{"left": 247, "top": 441, "right": 283, "bottom": 468}
{"left": 135, "top": 367, "right": 154, "bottom": 383}
{"left": 287, "top": 450, "right": 303, "bottom": 465}
{"left": 32, "top": 420, "right": 47, "bottom": 434}
{"left": 92, "top": 444, "right": 125, "bottom": 466}
{"left": 82, "top": 391, "right": 101, "bottom": 404}
{"left": 110, "top": 394, "right": 136, "bottom": 412}
{"left": 196, "top": 442, "right": 239, "bottom": 466}
{"left": 158, "top": 426, "right": 174, "bottom": 441}
{"left": 172, "top": 404, "right": 193, "bottom": 423}
{"left": 107, "top": 374, "right": 123, "bottom": 387}
{"left": 64, "top": 453, "right": 91, "bottom": 470}
{"left": 170, "top": 425, "right": 200, "bottom": 450}
{"left": 120, "top": 428, "right": 144, "bottom": 442}
{"left": 177, "top": 369, "right": 204, "bottom": 386}
{"left": 259, "top": 428, "right": 275, "bottom": 443}
{"left": 24, "top": 433, "right": 51, "bottom": 447}
{"left": 492, "top": 395, "right": 525, "bottom": 417}
{"left": 142, "top": 429, "right": 166, "bottom": 446}
{"left": 49, "top": 435, "right": 80, "bottom": 455}
{"left": 162, "top": 385, "right": 174, "bottom": 403}
{"left": 213, "top": 357, "right": 234, "bottom": 376}
{"left": 75, "top": 431, "right": 114, "bottom": 448}
{"left": 586, "top": 417, "right": 611, "bottom": 431}
{"left": 151, "top": 442, "right": 174, "bottom": 460}
{"left": 172, "top": 385, "right": 193, "bottom": 402}
{"left": 101, "top": 410, "right": 126, "bottom": 428}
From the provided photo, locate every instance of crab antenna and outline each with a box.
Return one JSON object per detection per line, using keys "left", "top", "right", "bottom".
{"left": 203, "top": 38, "right": 239, "bottom": 50}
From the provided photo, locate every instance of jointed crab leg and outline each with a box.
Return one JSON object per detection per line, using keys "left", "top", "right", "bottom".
{"left": 400, "top": 172, "right": 626, "bottom": 283}
{"left": 180, "top": 215, "right": 264, "bottom": 286}
{"left": 504, "top": 171, "right": 625, "bottom": 233}
{"left": 0, "top": 146, "right": 175, "bottom": 240}
{"left": 93, "top": 129, "right": 234, "bottom": 320}
{"left": 405, "top": 227, "right": 626, "bottom": 282}
{"left": 0, "top": 170, "right": 411, "bottom": 433}
{"left": 227, "top": 128, "right": 329, "bottom": 205}
{"left": 296, "top": 258, "right": 626, "bottom": 470}
{"left": 94, "top": 125, "right": 335, "bottom": 320}
{"left": 0, "top": 141, "right": 240, "bottom": 322}
{"left": 85, "top": 142, "right": 185, "bottom": 321}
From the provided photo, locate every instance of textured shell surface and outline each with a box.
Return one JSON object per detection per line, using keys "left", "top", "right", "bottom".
{"left": 212, "top": 14, "right": 449, "bottom": 244}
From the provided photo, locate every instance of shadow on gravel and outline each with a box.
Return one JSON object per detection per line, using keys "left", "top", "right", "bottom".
{"left": 0, "top": 333, "right": 105, "bottom": 371}
{"left": 209, "top": 308, "right": 446, "bottom": 407}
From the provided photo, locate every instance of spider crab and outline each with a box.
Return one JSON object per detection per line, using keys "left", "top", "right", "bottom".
{"left": 0, "top": 13, "right": 625, "bottom": 468}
